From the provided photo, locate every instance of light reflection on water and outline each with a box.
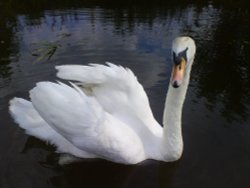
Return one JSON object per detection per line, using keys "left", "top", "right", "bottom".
{"left": 0, "top": 1, "right": 250, "bottom": 188}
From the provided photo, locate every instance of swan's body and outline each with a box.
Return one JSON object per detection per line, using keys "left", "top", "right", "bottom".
{"left": 9, "top": 36, "right": 196, "bottom": 164}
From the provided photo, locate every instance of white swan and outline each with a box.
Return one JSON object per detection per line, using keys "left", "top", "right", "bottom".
{"left": 9, "top": 36, "right": 196, "bottom": 165}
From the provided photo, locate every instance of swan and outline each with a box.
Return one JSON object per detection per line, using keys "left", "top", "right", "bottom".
{"left": 9, "top": 36, "right": 196, "bottom": 165}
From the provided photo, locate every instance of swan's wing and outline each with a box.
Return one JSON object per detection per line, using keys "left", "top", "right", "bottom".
{"left": 56, "top": 63, "right": 160, "bottom": 132}
{"left": 9, "top": 97, "right": 96, "bottom": 159}
{"left": 29, "top": 82, "right": 145, "bottom": 164}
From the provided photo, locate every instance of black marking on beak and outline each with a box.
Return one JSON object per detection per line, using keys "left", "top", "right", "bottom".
{"left": 173, "top": 47, "right": 188, "bottom": 65}
{"left": 172, "top": 81, "right": 179, "bottom": 88}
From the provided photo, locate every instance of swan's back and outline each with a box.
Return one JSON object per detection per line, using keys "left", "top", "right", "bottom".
{"left": 56, "top": 63, "right": 162, "bottom": 135}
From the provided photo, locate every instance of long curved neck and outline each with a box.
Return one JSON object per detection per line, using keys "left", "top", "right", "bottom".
{"left": 160, "top": 64, "right": 192, "bottom": 161}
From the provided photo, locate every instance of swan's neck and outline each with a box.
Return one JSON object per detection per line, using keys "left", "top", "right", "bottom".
{"left": 160, "top": 65, "right": 192, "bottom": 161}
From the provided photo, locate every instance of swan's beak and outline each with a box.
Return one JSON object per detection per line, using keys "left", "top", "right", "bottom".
{"left": 171, "top": 57, "right": 186, "bottom": 88}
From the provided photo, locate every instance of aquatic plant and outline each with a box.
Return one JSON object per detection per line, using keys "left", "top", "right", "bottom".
{"left": 31, "top": 33, "right": 71, "bottom": 63}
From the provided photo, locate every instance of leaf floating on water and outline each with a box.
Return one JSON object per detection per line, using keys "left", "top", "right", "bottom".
{"left": 31, "top": 33, "right": 71, "bottom": 63}
{"left": 32, "top": 43, "right": 60, "bottom": 64}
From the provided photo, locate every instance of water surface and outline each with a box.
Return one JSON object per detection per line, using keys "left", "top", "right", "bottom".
{"left": 1, "top": 1, "right": 250, "bottom": 188}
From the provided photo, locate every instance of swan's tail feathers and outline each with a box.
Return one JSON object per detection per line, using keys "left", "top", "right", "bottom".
{"left": 9, "top": 97, "right": 59, "bottom": 142}
{"left": 9, "top": 97, "right": 98, "bottom": 159}
{"left": 9, "top": 98, "right": 44, "bottom": 133}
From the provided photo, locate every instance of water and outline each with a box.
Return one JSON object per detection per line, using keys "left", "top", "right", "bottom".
{"left": 1, "top": 1, "right": 250, "bottom": 187}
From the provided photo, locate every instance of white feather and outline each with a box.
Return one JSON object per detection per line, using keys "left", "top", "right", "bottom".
{"left": 56, "top": 62, "right": 161, "bottom": 135}
{"left": 9, "top": 97, "right": 97, "bottom": 159}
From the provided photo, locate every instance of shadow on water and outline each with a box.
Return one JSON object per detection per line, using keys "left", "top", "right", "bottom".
{"left": 1, "top": 0, "right": 250, "bottom": 188}
{"left": 47, "top": 160, "right": 179, "bottom": 188}
{"left": 14, "top": 133, "right": 180, "bottom": 188}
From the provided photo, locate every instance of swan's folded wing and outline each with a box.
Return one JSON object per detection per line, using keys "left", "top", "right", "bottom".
{"left": 29, "top": 82, "right": 144, "bottom": 163}
{"left": 56, "top": 63, "right": 159, "bottom": 130}
{"left": 30, "top": 82, "right": 103, "bottom": 149}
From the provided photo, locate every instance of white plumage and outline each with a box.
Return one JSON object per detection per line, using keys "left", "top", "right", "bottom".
{"left": 9, "top": 36, "right": 196, "bottom": 164}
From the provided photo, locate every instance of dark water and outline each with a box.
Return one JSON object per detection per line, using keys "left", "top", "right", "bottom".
{"left": 1, "top": 0, "right": 250, "bottom": 187}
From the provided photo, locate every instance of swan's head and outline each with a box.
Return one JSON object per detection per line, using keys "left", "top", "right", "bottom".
{"left": 171, "top": 36, "right": 196, "bottom": 88}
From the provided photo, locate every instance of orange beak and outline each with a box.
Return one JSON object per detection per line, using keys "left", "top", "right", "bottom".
{"left": 171, "top": 57, "right": 186, "bottom": 88}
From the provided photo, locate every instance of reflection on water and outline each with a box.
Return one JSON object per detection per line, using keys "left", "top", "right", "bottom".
{"left": 193, "top": 8, "right": 250, "bottom": 122}
{"left": 1, "top": 1, "right": 249, "bottom": 121}
{"left": 1, "top": 0, "right": 250, "bottom": 188}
